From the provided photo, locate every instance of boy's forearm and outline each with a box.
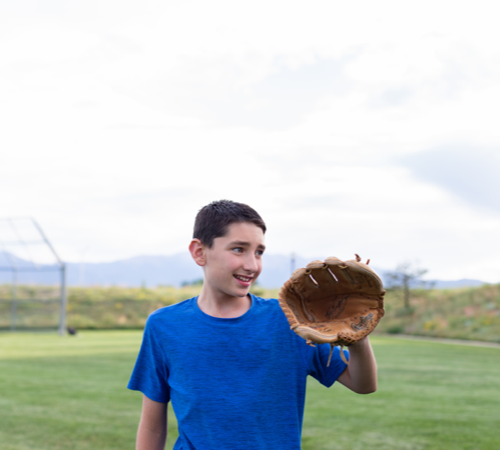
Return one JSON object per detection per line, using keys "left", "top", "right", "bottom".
{"left": 136, "top": 395, "right": 168, "bottom": 450}
{"left": 136, "top": 424, "right": 167, "bottom": 450}
{"left": 338, "top": 336, "right": 378, "bottom": 394}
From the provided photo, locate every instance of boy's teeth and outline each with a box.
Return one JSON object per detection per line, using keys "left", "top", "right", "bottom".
{"left": 236, "top": 275, "right": 251, "bottom": 281}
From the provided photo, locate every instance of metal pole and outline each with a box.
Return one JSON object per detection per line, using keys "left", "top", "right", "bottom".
{"left": 10, "top": 269, "right": 17, "bottom": 331}
{"left": 290, "top": 253, "right": 296, "bottom": 275}
{"left": 31, "top": 219, "right": 63, "bottom": 267}
{"left": 58, "top": 263, "right": 67, "bottom": 335}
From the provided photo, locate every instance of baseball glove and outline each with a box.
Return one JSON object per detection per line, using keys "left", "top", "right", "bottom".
{"left": 278, "top": 254, "right": 385, "bottom": 366}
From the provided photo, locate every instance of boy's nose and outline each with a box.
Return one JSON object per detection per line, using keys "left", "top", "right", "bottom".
{"left": 242, "top": 254, "right": 260, "bottom": 273}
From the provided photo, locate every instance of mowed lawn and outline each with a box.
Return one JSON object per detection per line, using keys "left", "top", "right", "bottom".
{"left": 1, "top": 332, "right": 499, "bottom": 450}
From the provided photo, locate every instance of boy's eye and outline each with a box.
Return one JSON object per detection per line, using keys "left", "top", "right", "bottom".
{"left": 256, "top": 250, "right": 264, "bottom": 256}
{"left": 233, "top": 247, "right": 243, "bottom": 253}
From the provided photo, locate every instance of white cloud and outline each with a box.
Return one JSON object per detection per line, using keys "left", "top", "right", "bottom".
{"left": 1, "top": 0, "right": 500, "bottom": 283}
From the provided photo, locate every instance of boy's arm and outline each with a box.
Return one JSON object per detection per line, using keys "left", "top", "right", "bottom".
{"left": 336, "top": 336, "right": 377, "bottom": 394}
{"left": 136, "top": 395, "right": 168, "bottom": 450}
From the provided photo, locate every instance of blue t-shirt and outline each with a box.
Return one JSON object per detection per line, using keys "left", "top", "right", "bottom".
{"left": 128, "top": 294, "right": 348, "bottom": 450}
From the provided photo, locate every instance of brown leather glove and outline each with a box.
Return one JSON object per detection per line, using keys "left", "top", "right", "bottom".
{"left": 279, "top": 254, "right": 385, "bottom": 366}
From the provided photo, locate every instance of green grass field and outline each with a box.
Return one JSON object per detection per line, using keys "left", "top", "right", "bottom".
{"left": 1, "top": 331, "right": 499, "bottom": 450}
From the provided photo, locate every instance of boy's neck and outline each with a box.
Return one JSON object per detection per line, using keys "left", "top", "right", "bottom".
{"left": 197, "top": 289, "right": 252, "bottom": 319}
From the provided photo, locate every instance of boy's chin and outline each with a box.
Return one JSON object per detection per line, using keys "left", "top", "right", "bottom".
{"left": 233, "top": 289, "right": 251, "bottom": 298}
{"left": 232, "top": 285, "right": 253, "bottom": 298}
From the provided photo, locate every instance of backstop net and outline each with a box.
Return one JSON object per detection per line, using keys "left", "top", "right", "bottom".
{"left": 0, "top": 218, "right": 67, "bottom": 334}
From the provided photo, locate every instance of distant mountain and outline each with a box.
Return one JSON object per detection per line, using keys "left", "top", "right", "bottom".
{"left": 425, "top": 279, "right": 487, "bottom": 289}
{"left": 0, "top": 251, "right": 491, "bottom": 289}
{"left": 0, "top": 252, "right": 310, "bottom": 288}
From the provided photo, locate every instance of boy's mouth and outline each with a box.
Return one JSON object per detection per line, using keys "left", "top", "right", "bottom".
{"left": 234, "top": 275, "right": 253, "bottom": 286}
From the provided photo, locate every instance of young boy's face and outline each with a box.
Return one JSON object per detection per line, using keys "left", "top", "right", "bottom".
{"left": 203, "top": 221, "right": 265, "bottom": 300}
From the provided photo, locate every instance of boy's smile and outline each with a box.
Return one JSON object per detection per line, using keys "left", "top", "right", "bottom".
{"left": 191, "top": 221, "right": 266, "bottom": 313}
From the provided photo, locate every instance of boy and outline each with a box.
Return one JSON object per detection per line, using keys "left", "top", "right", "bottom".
{"left": 128, "top": 200, "right": 378, "bottom": 450}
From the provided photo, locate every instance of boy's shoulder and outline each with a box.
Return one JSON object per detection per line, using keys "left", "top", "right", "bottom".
{"left": 147, "top": 297, "right": 197, "bottom": 324}
{"left": 251, "top": 294, "right": 280, "bottom": 309}
{"left": 247, "top": 295, "right": 286, "bottom": 322}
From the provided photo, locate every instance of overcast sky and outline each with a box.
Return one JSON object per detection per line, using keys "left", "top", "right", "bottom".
{"left": 1, "top": 0, "right": 500, "bottom": 283}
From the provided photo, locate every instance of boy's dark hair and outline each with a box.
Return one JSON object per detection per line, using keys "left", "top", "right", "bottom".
{"left": 193, "top": 200, "right": 266, "bottom": 248}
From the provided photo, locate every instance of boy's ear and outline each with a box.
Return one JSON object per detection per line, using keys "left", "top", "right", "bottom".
{"left": 189, "top": 239, "right": 207, "bottom": 267}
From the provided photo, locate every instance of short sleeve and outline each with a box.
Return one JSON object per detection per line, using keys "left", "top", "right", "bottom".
{"left": 303, "top": 343, "right": 349, "bottom": 388}
{"left": 127, "top": 317, "right": 170, "bottom": 403}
